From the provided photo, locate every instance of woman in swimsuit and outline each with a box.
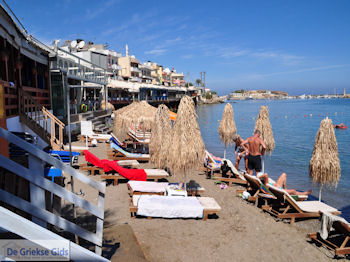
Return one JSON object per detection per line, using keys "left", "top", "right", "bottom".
{"left": 234, "top": 134, "right": 249, "bottom": 170}
{"left": 257, "top": 172, "right": 312, "bottom": 196}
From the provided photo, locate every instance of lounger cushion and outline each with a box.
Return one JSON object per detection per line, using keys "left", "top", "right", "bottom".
{"left": 297, "top": 201, "right": 339, "bottom": 213}
{"left": 197, "top": 197, "right": 221, "bottom": 211}
{"left": 128, "top": 181, "right": 168, "bottom": 193}
{"left": 144, "top": 169, "right": 169, "bottom": 177}
{"left": 135, "top": 195, "right": 204, "bottom": 218}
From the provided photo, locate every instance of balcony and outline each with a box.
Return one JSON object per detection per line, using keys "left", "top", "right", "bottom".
{"left": 131, "top": 67, "right": 141, "bottom": 73}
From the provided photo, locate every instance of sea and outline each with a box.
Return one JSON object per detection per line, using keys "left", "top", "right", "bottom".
{"left": 196, "top": 98, "right": 350, "bottom": 220}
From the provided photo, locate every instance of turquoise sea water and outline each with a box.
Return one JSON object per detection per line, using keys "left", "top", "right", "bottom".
{"left": 197, "top": 98, "right": 350, "bottom": 219}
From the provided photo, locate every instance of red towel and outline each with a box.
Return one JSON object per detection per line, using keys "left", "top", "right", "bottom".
{"left": 84, "top": 150, "right": 147, "bottom": 181}
{"left": 84, "top": 150, "right": 103, "bottom": 168}
{"left": 103, "top": 161, "right": 147, "bottom": 181}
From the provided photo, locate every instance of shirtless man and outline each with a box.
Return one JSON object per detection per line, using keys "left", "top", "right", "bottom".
{"left": 242, "top": 130, "right": 266, "bottom": 175}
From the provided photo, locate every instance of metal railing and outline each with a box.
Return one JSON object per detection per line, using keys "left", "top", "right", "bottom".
{"left": 51, "top": 47, "right": 107, "bottom": 86}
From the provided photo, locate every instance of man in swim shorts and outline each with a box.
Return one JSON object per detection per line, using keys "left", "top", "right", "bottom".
{"left": 242, "top": 130, "right": 266, "bottom": 175}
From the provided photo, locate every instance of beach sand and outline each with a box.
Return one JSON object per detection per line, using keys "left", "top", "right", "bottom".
{"left": 66, "top": 141, "right": 344, "bottom": 262}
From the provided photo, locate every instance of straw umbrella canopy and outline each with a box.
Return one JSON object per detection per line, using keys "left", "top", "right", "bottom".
{"left": 113, "top": 101, "right": 157, "bottom": 140}
{"left": 167, "top": 96, "right": 205, "bottom": 187}
{"left": 218, "top": 103, "right": 237, "bottom": 158}
{"left": 149, "top": 104, "right": 172, "bottom": 169}
{"left": 254, "top": 105, "right": 275, "bottom": 152}
{"left": 254, "top": 105, "right": 275, "bottom": 173}
{"left": 309, "top": 118, "right": 340, "bottom": 201}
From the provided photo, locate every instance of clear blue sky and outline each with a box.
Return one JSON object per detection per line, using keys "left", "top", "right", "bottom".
{"left": 6, "top": 0, "right": 350, "bottom": 95}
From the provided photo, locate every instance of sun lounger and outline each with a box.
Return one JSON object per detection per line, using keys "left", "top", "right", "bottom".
{"left": 128, "top": 126, "right": 151, "bottom": 139}
{"left": 49, "top": 150, "right": 80, "bottom": 165}
{"left": 102, "top": 168, "right": 169, "bottom": 186}
{"left": 108, "top": 142, "right": 149, "bottom": 162}
{"left": 127, "top": 181, "right": 205, "bottom": 196}
{"left": 110, "top": 133, "right": 149, "bottom": 154}
{"left": 215, "top": 159, "right": 247, "bottom": 186}
{"left": 308, "top": 212, "right": 350, "bottom": 256}
{"left": 129, "top": 195, "right": 221, "bottom": 220}
{"left": 63, "top": 145, "right": 89, "bottom": 153}
{"left": 204, "top": 150, "right": 222, "bottom": 177}
{"left": 78, "top": 133, "right": 112, "bottom": 143}
{"left": 128, "top": 130, "right": 150, "bottom": 144}
{"left": 262, "top": 185, "right": 341, "bottom": 224}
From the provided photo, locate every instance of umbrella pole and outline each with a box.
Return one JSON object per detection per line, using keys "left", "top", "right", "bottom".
{"left": 224, "top": 146, "right": 226, "bottom": 159}
{"left": 262, "top": 155, "right": 265, "bottom": 173}
{"left": 319, "top": 184, "right": 323, "bottom": 201}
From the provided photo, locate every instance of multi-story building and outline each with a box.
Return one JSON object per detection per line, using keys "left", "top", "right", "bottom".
{"left": 170, "top": 70, "right": 185, "bottom": 87}
{"left": 60, "top": 40, "right": 122, "bottom": 80}
{"left": 139, "top": 63, "right": 153, "bottom": 84}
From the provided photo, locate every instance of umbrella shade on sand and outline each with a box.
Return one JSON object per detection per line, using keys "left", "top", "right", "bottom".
{"left": 309, "top": 118, "right": 341, "bottom": 201}
{"left": 218, "top": 103, "right": 236, "bottom": 158}
{"left": 167, "top": 96, "right": 205, "bottom": 188}
{"left": 113, "top": 101, "right": 157, "bottom": 140}
{"left": 254, "top": 105, "right": 275, "bottom": 173}
{"left": 149, "top": 104, "right": 172, "bottom": 169}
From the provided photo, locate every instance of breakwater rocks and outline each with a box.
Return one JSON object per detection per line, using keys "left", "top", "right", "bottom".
{"left": 198, "top": 97, "right": 226, "bottom": 105}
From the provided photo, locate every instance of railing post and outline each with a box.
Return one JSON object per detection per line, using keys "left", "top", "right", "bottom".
{"left": 28, "top": 154, "right": 47, "bottom": 228}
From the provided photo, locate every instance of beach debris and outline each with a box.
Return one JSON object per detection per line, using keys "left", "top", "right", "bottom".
{"left": 309, "top": 118, "right": 341, "bottom": 201}
{"left": 167, "top": 96, "right": 205, "bottom": 186}
{"left": 218, "top": 103, "right": 237, "bottom": 158}
{"left": 254, "top": 105, "right": 275, "bottom": 152}
{"left": 149, "top": 104, "right": 172, "bottom": 169}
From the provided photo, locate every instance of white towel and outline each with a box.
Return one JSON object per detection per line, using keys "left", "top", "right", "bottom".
{"left": 319, "top": 212, "right": 349, "bottom": 240}
{"left": 136, "top": 195, "right": 204, "bottom": 218}
{"left": 128, "top": 181, "right": 168, "bottom": 193}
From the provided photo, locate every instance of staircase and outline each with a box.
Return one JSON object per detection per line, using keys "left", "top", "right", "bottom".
{"left": 71, "top": 109, "right": 113, "bottom": 134}
{"left": 18, "top": 88, "right": 65, "bottom": 150}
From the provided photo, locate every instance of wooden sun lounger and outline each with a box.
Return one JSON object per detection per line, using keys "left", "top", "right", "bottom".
{"left": 107, "top": 149, "right": 150, "bottom": 162}
{"left": 78, "top": 134, "right": 110, "bottom": 143}
{"left": 308, "top": 213, "right": 350, "bottom": 256}
{"left": 127, "top": 181, "right": 205, "bottom": 196}
{"left": 79, "top": 160, "right": 140, "bottom": 175}
{"left": 214, "top": 159, "right": 247, "bottom": 186}
{"left": 129, "top": 195, "right": 221, "bottom": 221}
{"left": 262, "top": 185, "right": 341, "bottom": 224}
{"left": 101, "top": 169, "right": 170, "bottom": 186}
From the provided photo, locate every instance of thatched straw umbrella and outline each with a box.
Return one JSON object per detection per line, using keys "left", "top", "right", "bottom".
{"left": 254, "top": 105, "right": 275, "bottom": 172}
{"left": 113, "top": 101, "right": 157, "bottom": 141}
{"left": 167, "top": 96, "right": 205, "bottom": 189}
{"left": 309, "top": 118, "right": 340, "bottom": 201}
{"left": 149, "top": 104, "right": 172, "bottom": 169}
{"left": 218, "top": 103, "right": 236, "bottom": 158}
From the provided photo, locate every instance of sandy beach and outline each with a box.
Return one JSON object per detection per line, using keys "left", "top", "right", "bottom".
{"left": 68, "top": 141, "right": 345, "bottom": 262}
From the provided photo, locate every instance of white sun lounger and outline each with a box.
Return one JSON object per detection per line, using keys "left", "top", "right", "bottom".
{"left": 127, "top": 181, "right": 205, "bottom": 196}
{"left": 262, "top": 185, "right": 341, "bottom": 224}
{"left": 129, "top": 195, "right": 221, "bottom": 220}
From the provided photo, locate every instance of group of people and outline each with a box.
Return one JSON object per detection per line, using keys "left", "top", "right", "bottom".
{"left": 232, "top": 130, "right": 311, "bottom": 196}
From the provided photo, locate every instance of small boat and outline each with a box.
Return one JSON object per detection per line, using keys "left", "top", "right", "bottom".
{"left": 334, "top": 124, "right": 347, "bottom": 129}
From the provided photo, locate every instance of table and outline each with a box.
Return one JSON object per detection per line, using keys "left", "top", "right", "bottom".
{"left": 166, "top": 185, "right": 187, "bottom": 197}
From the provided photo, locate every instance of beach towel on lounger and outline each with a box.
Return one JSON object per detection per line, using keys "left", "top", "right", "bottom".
{"left": 128, "top": 181, "right": 168, "bottom": 193}
{"left": 103, "top": 160, "right": 147, "bottom": 181}
{"left": 84, "top": 150, "right": 147, "bottom": 181}
{"left": 136, "top": 195, "right": 204, "bottom": 218}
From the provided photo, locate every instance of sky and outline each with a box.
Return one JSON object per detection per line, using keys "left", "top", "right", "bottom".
{"left": 5, "top": 0, "right": 350, "bottom": 95}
